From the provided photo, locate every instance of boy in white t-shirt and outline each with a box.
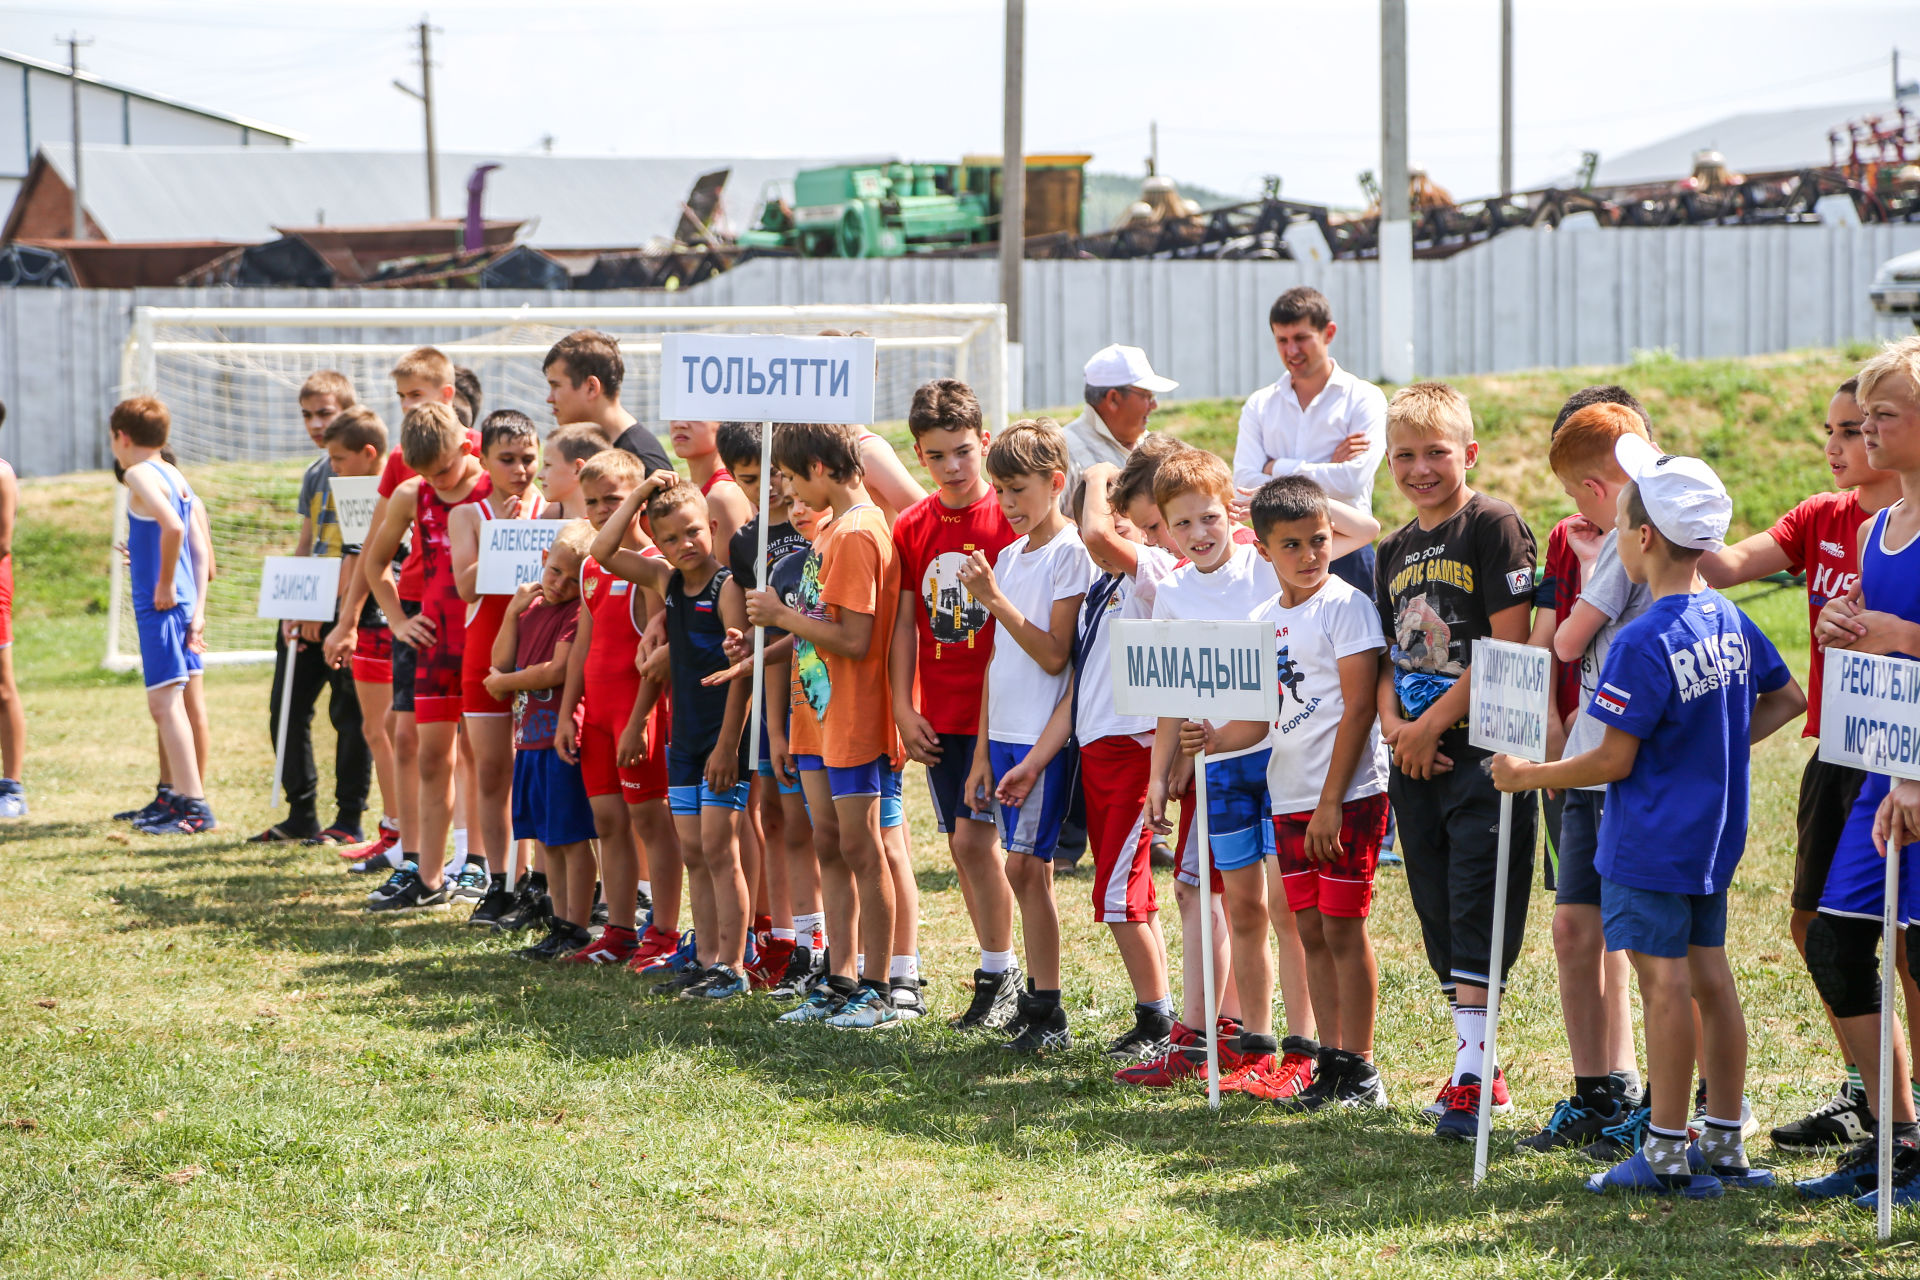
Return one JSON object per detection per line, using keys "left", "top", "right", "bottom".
{"left": 1246, "top": 475, "right": 1392, "bottom": 1110}
{"left": 961, "top": 420, "right": 1093, "bottom": 1053}
{"left": 1154, "top": 449, "right": 1380, "bottom": 1103}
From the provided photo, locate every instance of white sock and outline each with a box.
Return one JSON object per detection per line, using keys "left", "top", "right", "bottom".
{"left": 1452, "top": 1006, "right": 1489, "bottom": 1084}
{"left": 379, "top": 814, "right": 399, "bottom": 833}
{"left": 447, "top": 828, "right": 469, "bottom": 876}
{"left": 637, "top": 879, "right": 652, "bottom": 899}
{"left": 889, "top": 954, "right": 919, "bottom": 982}
{"left": 772, "top": 927, "right": 796, "bottom": 942}
{"left": 980, "top": 948, "right": 1016, "bottom": 974}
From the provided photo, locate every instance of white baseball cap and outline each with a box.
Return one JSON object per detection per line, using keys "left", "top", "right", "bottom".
{"left": 1083, "top": 343, "right": 1179, "bottom": 395}
{"left": 1614, "top": 434, "right": 1732, "bottom": 551}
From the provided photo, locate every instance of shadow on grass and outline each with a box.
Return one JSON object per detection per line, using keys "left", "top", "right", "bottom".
{"left": 80, "top": 843, "right": 1911, "bottom": 1266}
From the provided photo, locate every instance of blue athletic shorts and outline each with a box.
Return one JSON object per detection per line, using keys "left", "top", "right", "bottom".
{"left": 986, "top": 739, "right": 1072, "bottom": 860}
{"left": 1555, "top": 788, "right": 1605, "bottom": 907}
{"left": 512, "top": 747, "right": 597, "bottom": 848}
{"left": 752, "top": 707, "right": 803, "bottom": 794}
{"left": 881, "top": 765, "right": 905, "bottom": 830}
{"left": 1204, "top": 748, "right": 1275, "bottom": 873}
{"left": 1601, "top": 878, "right": 1728, "bottom": 958}
{"left": 1819, "top": 773, "right": 1914, "bottom": 924}
{"left": 667, "top": 743, "right": 752, "bottom": 816}
{"left": 926, "top": 731, "right": 990, "bottom": 833}
{"left": 136, "top": 603, "right": 196, "bottom": 689}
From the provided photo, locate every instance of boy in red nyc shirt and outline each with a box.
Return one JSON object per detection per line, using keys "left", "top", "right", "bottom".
{"left": 888, "top": 379, "right": 1023, "bottom": 1029}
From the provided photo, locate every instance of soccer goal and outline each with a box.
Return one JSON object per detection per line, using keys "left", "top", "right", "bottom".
{"left": 108, "top": 302, "right": 1009, "bottom": 670}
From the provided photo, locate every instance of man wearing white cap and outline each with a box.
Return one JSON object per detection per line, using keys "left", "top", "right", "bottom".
{"left": 1232, "top": 287, "right": 1387, "bottom": 592}
{"left": 1060, "top": 344, "right": 1178, "bottom": 510}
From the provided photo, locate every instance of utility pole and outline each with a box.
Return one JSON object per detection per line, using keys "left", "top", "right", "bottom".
{"left": 60, "top": 32, "right": 92, "bottom": 239}
{"left": 1378, "top": 0, "right": 1414, "bottom": 384}
{"left": 1499, "top": 0, "right": 1513, "bottom": 197}
{"left": 1000, "top": 0, "right": 1025, "bottom": 345}
{"left": 393, "top": 18, "right": 440, "bottom": 220}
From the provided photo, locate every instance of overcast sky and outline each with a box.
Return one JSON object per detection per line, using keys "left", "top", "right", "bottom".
{"left": 5, "top": 0, "right": 1916, "bottom": 208}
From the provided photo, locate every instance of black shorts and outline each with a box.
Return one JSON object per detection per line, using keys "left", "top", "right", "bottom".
{"left": 1389, "top": 743, "right": 1537, "bottom": 995}
{"left": 1794, "top": 752, "right": 1868, "bottom": 913}
{"left": 925, "top": 731, "right": 992, "bottom": 834}
{"left": 390, "top": 599, "right": 420, "bottom": 714}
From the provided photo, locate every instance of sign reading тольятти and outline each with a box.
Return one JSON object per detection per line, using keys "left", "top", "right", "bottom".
{"left": 1469, "top": 637, "right": 1551, "bottom": 764}
{"left": 257, "top": 556, "right": 342, "bottom": 624}
{"left": 1822, "top": 649, "right": 1920, "bottom": 782}
{"left": 659, "top": 332, "right": 877, "bottom": 426}
{"left": 1109, "top": 619, "right": 1279, "bottom": 724}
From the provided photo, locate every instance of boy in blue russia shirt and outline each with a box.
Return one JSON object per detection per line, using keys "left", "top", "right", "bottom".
{"left": 1493, "top": 435, "right": 1804, "bottom": 1199}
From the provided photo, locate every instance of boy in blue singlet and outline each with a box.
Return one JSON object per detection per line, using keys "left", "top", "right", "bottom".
{"left": 1802, "top": 335, "right": 1920, "bottom": 1209}
{"left": 110, "top": 396, "right": 216, "bottom": 834}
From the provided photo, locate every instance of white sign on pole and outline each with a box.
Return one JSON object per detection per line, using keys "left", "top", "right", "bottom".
{"left": 1468, "top": 637, "right": 1552, "bottom": 763}
{"left": 1109, "top": 619, "right": 1279, "bottom": 725}
{"left": 476, "top": 519, "right": 565, "bottom": 595}
{"left": 1819, "top": 649, "right": 1920, "bottom": 781}
{"left": 1820, "top": 649, "right": 1920, "bottom": 1240}
{"left": 659, "top": 332, "right": 877, "bottom": 426}
{"left": 1466, "top": 636, "right": 1551, "bottom": 1186}
{"left": 256, "top": 556, "right": 342, "bottom": 623}
{"left": 329, "top": 476, "right": 381, "bottom": 546}
{"left": 1109, "top": 617, "right": 1275, "bottom": 1111}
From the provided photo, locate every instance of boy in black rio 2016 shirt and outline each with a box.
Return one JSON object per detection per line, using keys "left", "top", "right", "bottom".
{"left": 1372, "top": 381, "right": 1538, "bottom": 1141}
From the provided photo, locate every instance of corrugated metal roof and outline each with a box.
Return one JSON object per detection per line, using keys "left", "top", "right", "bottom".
{"left": 1574, "top": 100, "right": 1901, "bottom": 188}
{"left": 0, "top": 48, "right": 300, "bottom": 141}
{"left": 33, "top": 146, "right": 868, "bottom": 250}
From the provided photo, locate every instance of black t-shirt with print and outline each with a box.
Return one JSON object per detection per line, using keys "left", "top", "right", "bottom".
{"left": 1374, "top": 491, "right": 1537, "bottom": 727}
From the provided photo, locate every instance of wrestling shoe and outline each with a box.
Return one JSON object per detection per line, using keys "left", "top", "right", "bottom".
{"left": 1103, "top": 1006, "right": 1174, "bottom": 1063}
{"left": 1003, "top": 996, "right": 1070, "bottom": 1054}
{"left": 680, "top": 964, "right": 749, "bottom": 1001}
{"left": 768, "top": 944, "right": 826, "bottom": 1000}
{"left": 626, "top": 925, "right": 684, "bottom": 974}
{"left": 565, "top": 925, "right": 640, "bottom": 966}
{"left": 950, "top": 966, "right": 1023, "bottom": 1031}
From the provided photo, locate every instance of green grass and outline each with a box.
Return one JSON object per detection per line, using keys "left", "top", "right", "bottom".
{"left": 3, "top": 349, "right": 1914, "bottom": 1278}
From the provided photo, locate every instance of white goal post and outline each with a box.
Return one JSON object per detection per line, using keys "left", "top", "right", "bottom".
{"left": 108, "top": 302, "right": 1009, "bottom": 671}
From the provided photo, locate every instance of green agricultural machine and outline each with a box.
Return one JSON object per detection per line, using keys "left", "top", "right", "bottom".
{"left": 739, "top": 156, "right": 1089, "bottom": 258}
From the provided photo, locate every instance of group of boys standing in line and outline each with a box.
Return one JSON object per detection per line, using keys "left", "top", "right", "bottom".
{"left": 77, "top": 287, "right": 1920, "bottom": 1205}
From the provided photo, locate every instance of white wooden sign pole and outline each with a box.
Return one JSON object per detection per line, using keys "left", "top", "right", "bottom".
{"left": 1108, "top": 617, "right": 1279, "bottom": 1114}
{"left": 748, "top": 420, "right": 773, "bottom": 771}
{"left": 659, "top": 332, "right": 875, "bottom": 778}
{"left": 256, "top": 556, "right": 342, "bottom": 807}
{"left": 1819, "top": 647, "right": 1920, "bottom": 1239}
{"left": 1194, "top": 748, "right": 1220, "bottom": 1110}
{"left": 1466, "top": 636, "right": 1552, "bottom": 1185}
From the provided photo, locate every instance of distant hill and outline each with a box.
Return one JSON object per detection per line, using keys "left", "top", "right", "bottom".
{"left": 1079, "top": 171, "right": 1248, "bottom": 233}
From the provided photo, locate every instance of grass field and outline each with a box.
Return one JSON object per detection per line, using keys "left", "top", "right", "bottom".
{"left": 3, "top": 348, "right": 1914, "bottom": 1278}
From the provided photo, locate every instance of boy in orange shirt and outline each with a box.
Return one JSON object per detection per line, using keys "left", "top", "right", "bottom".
{"left": 749, "top": 422, "right": 910, "bottom": 1028}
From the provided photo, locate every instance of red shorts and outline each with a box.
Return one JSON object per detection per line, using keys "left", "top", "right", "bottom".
{"left": 578, "top": 696, "right": 670, "bottom": 804}
{"left": 1082, "top": 735, "right": 1157, "bottom": 923}
{"left": 1172, "top": 777, "right": 1225, "bottom": 895}
{"left": 1276, "top": 791, "right": 1392, "bottom": 918}
{"left": 462, "top": 598, "right": 510, "bottom": 716}
{"left": 0, "top": 552, "right": 12, "bottom": 648}
{"left": 351, "top": 623, "right": 392, "bottom": 684}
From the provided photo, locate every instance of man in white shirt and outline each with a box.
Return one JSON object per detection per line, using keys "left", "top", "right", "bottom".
{"left": 1059, "top": 344, "right": 1178, "bottom": 511}
{"left": 1230, "top": 288, "right": 1387, "bottom": 591}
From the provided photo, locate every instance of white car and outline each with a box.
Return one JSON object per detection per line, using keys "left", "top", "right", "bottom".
{"left": 1870, "top": 248, "right": 1920, "bottom": 322}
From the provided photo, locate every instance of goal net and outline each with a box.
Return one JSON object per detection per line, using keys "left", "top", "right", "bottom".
{"left": 109, "top": 302, "right": 1008, "bottom": 670}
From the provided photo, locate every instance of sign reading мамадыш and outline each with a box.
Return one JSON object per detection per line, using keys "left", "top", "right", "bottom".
{"left": 329, "top": 476, "right": 380, "bottom": 546}
{"left": 1109, "top": 619, "right": 1278, "bottom": 723}
{"left": 1821, "top": 648, "right": 1920, "bottom": 782}
{"left": 659, "top": 332, "right": 877, "bottom": 426}
{"left": 477, "top": 519, "right": 565, "bottom": 596}
{"left": 1468, "top": 637, "right": 1551, "bottom": 764}
{"left": 257, "top": 556, "right": 342, "bottom": 623}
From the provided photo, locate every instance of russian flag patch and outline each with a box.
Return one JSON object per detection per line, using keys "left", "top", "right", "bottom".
{"left": 1594, "top": 682, "right": 1631, "bottom": 716}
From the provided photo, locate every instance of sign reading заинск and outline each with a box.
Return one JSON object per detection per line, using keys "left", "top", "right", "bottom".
{"left": 659, "top": 332, "right": 878, "bottom": 426}
{"left": 1822, "top": 649, "right": 1920, "bottom": 782}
